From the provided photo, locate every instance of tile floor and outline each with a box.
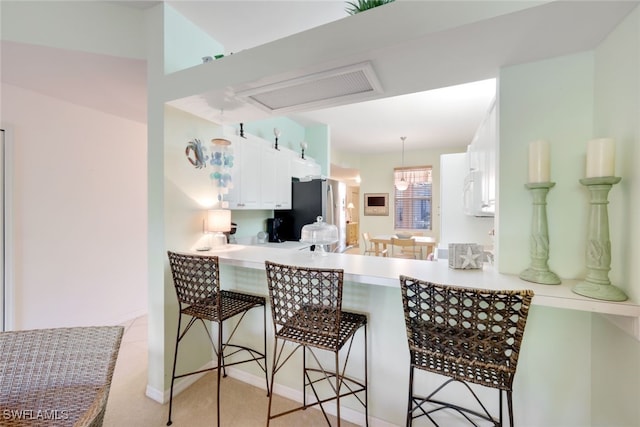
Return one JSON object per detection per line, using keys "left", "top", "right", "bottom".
{"left": 103, "top": 316, "right": 359, "bottom": 426}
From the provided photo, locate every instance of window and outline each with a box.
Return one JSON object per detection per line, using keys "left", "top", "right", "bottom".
{"left": 394, "top": 166, "right": 432, "bottom": 230}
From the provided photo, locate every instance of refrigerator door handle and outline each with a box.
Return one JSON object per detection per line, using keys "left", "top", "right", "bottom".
{"left": 326, "top": 183, "right": 335, "bottom": 225}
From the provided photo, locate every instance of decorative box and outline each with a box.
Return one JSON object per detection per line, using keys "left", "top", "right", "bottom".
{"left": 448, "top": 243, "right": 484, "bottom": 270}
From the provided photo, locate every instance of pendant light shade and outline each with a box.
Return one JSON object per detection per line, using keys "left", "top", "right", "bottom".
{"left": 395, "top": 136, "right": 409, "bottom": 191}
{"left": 395, "top": 177, "right": 409, "bottom": 191}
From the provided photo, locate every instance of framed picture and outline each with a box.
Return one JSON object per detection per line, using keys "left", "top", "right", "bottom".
{"left": 364, "top": 193, "right": 389, "bottom": 216}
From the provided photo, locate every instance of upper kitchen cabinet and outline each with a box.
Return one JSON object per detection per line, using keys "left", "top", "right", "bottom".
{"left": 225, "top": 133, "right": 314, "bottom": 210}
{"left": 463, "top": 98, "right": 496, "bottom": 217}
{"left": 227, "top": 135, "right": 262, "bottom": 209}
{"left": 274, "top": 150, "right": 292, "bottom": 209}
{"left": 291, "top": 153, "right": 322, "bottom": 179}
{"left": 261, "top": 145, "right": 293, "bottom": 210}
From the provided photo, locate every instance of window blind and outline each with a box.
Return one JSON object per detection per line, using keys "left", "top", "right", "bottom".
{"left": 394, "top": 166, "right": 432, "bottom": 230}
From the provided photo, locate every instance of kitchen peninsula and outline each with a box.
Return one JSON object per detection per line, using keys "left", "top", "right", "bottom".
{"left": 184, "top": 244, "right": 640, "bottom": 426}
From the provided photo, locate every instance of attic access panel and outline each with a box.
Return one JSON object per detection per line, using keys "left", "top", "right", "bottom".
{"left": 235, "top": 62, "right": 383, "bottom": 114}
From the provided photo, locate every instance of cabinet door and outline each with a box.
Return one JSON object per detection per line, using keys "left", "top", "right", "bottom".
{"left": 225, "top": 139, "right": 241, "bottom": 207}
{"left": 228, "top": 137, "right": 261, "bottom": 209}
{"left": 291, "top": 156, "right": 321, "bottom": 179}
{"left": 260, "top": 146, "right": 277, "bottom": 209}
{"left": 275, "top": 151, "right": 291, "bottom": 209}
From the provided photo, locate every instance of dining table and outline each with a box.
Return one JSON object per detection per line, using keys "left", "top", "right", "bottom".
{"left": 370, "top": 234, "right": 437, "bottom": 259}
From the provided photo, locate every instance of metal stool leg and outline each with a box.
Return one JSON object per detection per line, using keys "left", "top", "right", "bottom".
{"left": 507, "top": 390, "right": 514, "bottom": 427}
{"left": 364, "top": 323, "right": 369, "bottom": 427}
{"left": 406, "top": 365, "right": 414, "bottom": 427}
{"left": 303, "top": 345, "right": 307, "bottom": 409}
{"left": 216, "top": 320, "right": 223, "bottom": 426}
{"left": 336, "top": 351, "right": 341, "bottom": 426}
{"left": 166, "top": 313, "right": 182, "bottom": 426}
{"left": 266, "top": 337, "right": 280, "bottom": 426}
{"left": 263, "top": 304, "right": 270, "bottom": 396}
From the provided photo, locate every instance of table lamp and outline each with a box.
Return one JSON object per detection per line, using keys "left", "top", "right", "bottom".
{"left": 208, "top": 209, "right": 231, "bottom": 247}
{"left": 347, "top": 202, "right": 354, "bottom": 222}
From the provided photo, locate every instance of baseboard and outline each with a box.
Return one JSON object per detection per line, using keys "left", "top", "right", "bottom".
{"left": 226, "top": 367, "right": 397, "bottom": 427}
{"left": 146, "top": 363, "right": 396, "bottom": 426}
{"left": 113, "top": 308, "right": 147, "bottom": 326}
{"left": 145, "top": 360, "right": 216, "bottom": 404}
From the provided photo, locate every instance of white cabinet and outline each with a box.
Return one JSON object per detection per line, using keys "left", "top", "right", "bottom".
{"left": 225, "top": 135, "right": 294, "bottom": 210}
{"left": 260, "top": 146, "right": 278, "bottom": 209}
{"left": 291, "top": 154, "right": 321, "bottom": 179}
{"left": 274, "top": 151, "right": 292, "bottom": 209}
{"left": 463, "top": 98, "right": 496, "bottom": 217}
{"left": 227, "top": 136, "right": 262, "bottom": 209}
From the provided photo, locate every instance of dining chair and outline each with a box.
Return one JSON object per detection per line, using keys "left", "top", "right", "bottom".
{"left": 399, "top": 275, "right": 534, "bottom": 426}
{"left": 166, "top": 251, "right": 269, "bottom": 426}
{"left": 399, "top": 233, "right": 426, "bottom": 259}
{"left": 362, "top": 232, "right": 387, "bottom": 256}
{"left": 264, "top": 260, "right": 369, "bottom": 426}
{"left": 391, "top": 237, "right": 421, "bottom": 259}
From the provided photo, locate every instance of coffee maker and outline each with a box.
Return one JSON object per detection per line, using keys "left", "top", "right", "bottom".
{"left": 266, "top": 218, "right": 284, "bottom": 243}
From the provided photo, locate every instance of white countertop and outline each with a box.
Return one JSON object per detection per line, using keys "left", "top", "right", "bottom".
{"left": 186, "top": 244, "right": 640, "bottom": 319}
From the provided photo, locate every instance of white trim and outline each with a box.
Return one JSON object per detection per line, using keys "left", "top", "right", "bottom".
{"left": 145, "top": 360, "right": 216, "bottom": 404}
{"left": 0, "top": 125, "right": 14, "bottom": 331}
{"left": 225, "top": 367, "right": 395, "bottom": 427}
{"left": 146, "top": 362, "right": 395, "bottom": 426}
{"left": 111, "top": 308, "right": 148, "bottom": 327}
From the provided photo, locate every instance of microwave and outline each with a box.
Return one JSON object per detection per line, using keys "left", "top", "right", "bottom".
{"left": 364, "top": 193, "right": 389, "bottom": 216}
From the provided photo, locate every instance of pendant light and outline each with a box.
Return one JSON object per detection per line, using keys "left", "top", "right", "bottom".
{"left": 395, "top": 136, "right": 409, "bottom": 191}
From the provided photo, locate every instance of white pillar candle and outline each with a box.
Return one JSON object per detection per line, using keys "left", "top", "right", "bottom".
{"left": 586, "top": 138, "right": 615, "bottom": 178}
{"left": 528, "top": 140, "right": 550, "bottom": 183}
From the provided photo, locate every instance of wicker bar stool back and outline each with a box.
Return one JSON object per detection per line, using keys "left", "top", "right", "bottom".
{"left": 264, "top": 260, "right": 368, "bottom": 426}
{"left": 399, "top": 275, "right": 534, "bottom": 427}
{"left": 166, "top": 251, "right": 269, "bottom": 426}
{"left": 0, "top": 326, "right": 123, "bottom": 427}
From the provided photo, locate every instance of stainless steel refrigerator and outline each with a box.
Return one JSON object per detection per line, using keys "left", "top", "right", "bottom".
{"left": 274, "top": 178, "right": 346, "bottom": 252}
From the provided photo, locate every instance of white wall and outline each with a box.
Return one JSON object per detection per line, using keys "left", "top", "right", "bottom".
{"left": 0, "top": 1, "right": 149, "bottom": 329}
{"left": 1, "top": 1, "right": 148, "bottom": 59}
{"left": 591, "top": 6, "right": 640, "bottom": 426}
{"left": 1, "top": 83, "right": 147, "bottom": 329}
{"left": 357, "top": 144, "right": 467, "bottom": 248}
{"left": 439, "top": 153, "right": 494, "bottom": 249}
{"left": 498, "top": 14, "right": 640, "bottom": 424}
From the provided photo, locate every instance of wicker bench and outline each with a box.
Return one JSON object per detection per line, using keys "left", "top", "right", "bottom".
{"left": 0, "top": 326, "right": 124, "bottom": 427}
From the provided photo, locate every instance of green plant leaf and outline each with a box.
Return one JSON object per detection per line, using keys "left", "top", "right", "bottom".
{"left": 345, "top": 0, "right": 395, "bottom": 15}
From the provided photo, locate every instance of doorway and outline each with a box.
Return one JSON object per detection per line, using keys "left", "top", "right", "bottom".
{"left": 0, "top": 127, "right": 12, "bottom": 331}
{"left": 0, "top": 128, "right": 5, "bottom": 330}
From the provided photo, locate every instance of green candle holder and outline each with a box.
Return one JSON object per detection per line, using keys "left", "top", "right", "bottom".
{"left": 572, "top": 176, "right": 627, "bottom": 301}
{"left": 520, "top": 182, "right": 561, "bottom": 285}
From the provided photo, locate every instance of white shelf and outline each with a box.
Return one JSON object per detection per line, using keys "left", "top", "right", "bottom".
{"left": 185, "top": 244, "right": 640, "bottom": 323}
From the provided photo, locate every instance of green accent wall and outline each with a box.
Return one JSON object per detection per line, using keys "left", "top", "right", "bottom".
{"left": 164, "top": 4, "right": 225, "bottom": 74}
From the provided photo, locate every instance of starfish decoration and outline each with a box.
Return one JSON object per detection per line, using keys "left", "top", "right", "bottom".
{"left": 460, "top": 246, "right": 481, "bottom": 268}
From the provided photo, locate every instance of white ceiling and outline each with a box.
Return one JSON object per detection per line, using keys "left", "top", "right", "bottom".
{"left": 3, "top": 1, "right": 638, "bottom": 185}
{"left": 165, "top": 0, "right": 498, "bottom": 155}
{"left": 164, "top": 0, "right": 637, "bottom": 157}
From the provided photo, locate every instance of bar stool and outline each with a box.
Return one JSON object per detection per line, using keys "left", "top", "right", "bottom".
{"left": 166, "top": 251, "right": 269, "bottom": 426}
{"left": 399, "top": 275, "right": 534, "bottom": 427}
{"left": 264, "top": 260, "right": 368, "bottom": 426}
